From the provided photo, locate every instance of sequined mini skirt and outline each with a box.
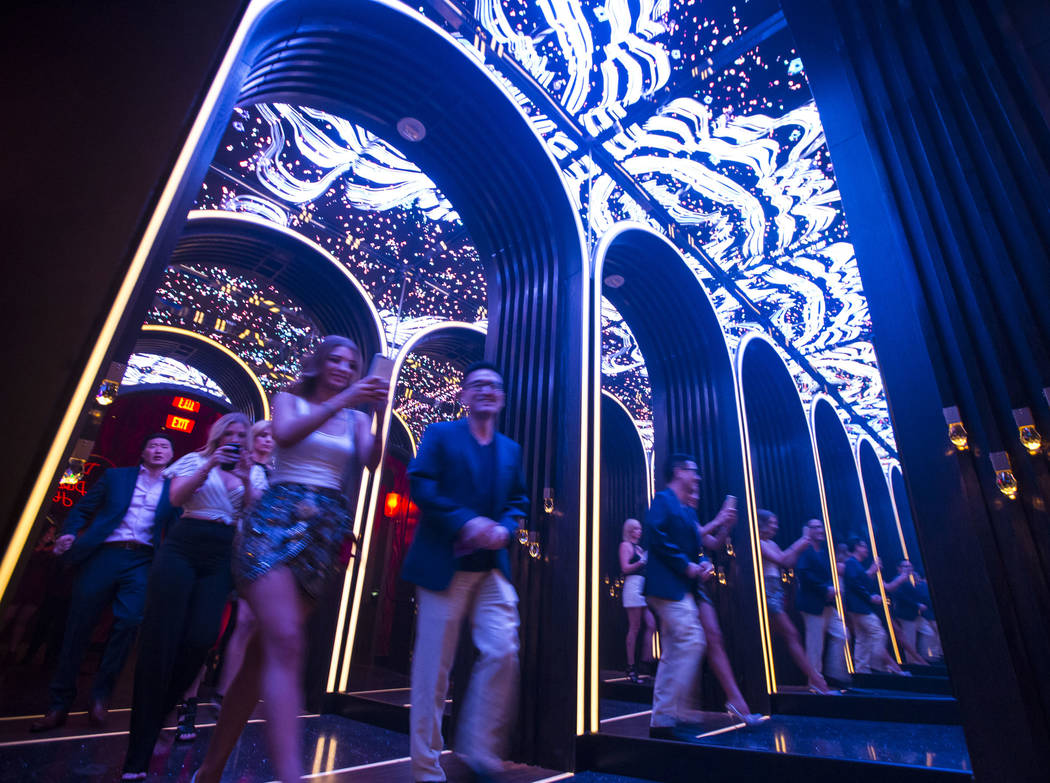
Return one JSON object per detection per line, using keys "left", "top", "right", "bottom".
{"left": 765, "top": 575, "right": 786, "bottom": 614}
{"left": 233, "top": 482, "right": 352, "bottom": 600}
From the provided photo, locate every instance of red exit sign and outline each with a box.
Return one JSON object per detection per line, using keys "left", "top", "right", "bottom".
{"left": 173, "top": 396, "right": 200, "bottom": 413}
{"left": 165, "top": 414, "right": 195, "bottom": 433}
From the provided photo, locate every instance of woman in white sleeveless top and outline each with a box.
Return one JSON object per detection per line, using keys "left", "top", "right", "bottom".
{"left": 195, "top": 336, "right": 389, "bottom": 783}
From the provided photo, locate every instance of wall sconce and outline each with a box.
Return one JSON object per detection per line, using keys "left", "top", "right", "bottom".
{"left": 542, "top": 487, "right": 554, "bottom": 514}
{"left": 991, "top": 451, "right": 1019, "bottom": 500}
{"left": 95, "top": 379, "right": 120, "bottom": 406}
{"left": 725, "top": 541, "right": 735, "bottom": 558}
{"left": 1013, "top": 408, "right": 1042, "bottom": 455}
{"left": 517, "top": 524, "right": 529, "bottom": 545}
{"left": 716, "top": 567, "right": 727, "bottom": 586}
{"left": 942, "top": 406, "right": 968, "bottom": 451}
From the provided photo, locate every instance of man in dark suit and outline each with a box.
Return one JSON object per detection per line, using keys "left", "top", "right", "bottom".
{"left": 31, "top": 433, "right": 178, "bottom": 732}
{"left": 402, "top": 361, "right": 529, "bottom": 782}
{"left": 644, "top": 453, "right": 721, "bottom": 738}
{"left": 842, "top": 536, "right": 887, "bottom": 674}
{"left": 796, "top": 519, "right": 848, "bottom": 683}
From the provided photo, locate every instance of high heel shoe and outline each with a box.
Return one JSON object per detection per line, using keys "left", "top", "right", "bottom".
{"left": 626, "top": 664, "right": 641, "bottom": 684}
{"left": 725, "top": 702, "right": 764, "bottom": 727}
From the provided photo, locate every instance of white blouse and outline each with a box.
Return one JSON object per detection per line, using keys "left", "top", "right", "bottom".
{"left": 164, "top": 451, "right": 268, "bottom": 526}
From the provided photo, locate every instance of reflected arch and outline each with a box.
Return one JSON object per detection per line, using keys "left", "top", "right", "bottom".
{"left": 592, "top": 223, "right": 762, "bottom": 715}
{"left": 736, "top": 332, "right": 824, "bottom": 691}
{"left": 136, "top": 324, "right": 269, "bottom": 420}
{"left": 888, "top": 462, "right": 924, "bottom": 575}
{"left": 171, "top": 211, "right": 387, "bottom": 359}
{"left": 856, "top": 435, "right": 905, "bottom": 662}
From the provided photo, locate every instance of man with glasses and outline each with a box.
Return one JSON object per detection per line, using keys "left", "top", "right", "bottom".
{"left": 402, "top": 361, "right": 529, "bottom": 783}
{"left": 796, "top": 519, "right": 849, "bottom": 684}
{"left": 644, "top": 453, "right": 715, "bottom": 738}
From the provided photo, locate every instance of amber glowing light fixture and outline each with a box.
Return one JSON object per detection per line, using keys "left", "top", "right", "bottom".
{"left": 991, "top": 451, "right": 1019, "bottom": 500}
{"left": 1013, "top": 408, "right": 1042, "bottom": 455}
{"left": 942, "top": 406, "right": 968, "bottom": 451}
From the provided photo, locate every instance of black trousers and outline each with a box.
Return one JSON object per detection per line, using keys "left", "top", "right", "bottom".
{"left": 124, "top": 519, "right": 234, "bottom": 773}
{"left": 48, "top": 546, "right": 152, "bottom": 710}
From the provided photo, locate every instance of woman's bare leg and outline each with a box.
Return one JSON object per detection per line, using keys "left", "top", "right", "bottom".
{"left": 217, "top": 599, "right": 257, "bottom": 697}
{"left": 771, "top": 611, "right": 828, "bottom": 691}
{"left": 698, "top": 602, "right": 750, "bottom": 713}
{"left": 625, "top": 607, "right": 642, "bottom": 667}
{"left": 243, "top": 567, "right": 311, "bottom": 783}
{"left": 195, "top": 633, "right": 262, "bottom": 783}
{"left": 640, "top": 609, "right": 656, "bottom": 663}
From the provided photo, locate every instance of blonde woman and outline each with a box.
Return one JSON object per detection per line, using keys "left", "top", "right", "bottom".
{"left": 619, "top": 518, "right": 656, "bottom": 682}
{"left": 122, "top": 413, "right": 267, "bottom": 779}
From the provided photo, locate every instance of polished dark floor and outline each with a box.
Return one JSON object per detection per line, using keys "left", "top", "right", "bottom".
{"left": 597, "top": 704, "right": 971, "bottom": 773}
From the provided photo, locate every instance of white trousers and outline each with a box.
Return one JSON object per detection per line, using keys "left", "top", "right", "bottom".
{"left": 410, "top": 570, "right": 519, "bottom": 781}
{"left": 803, "top": 606, "right": 849, "bottom": 681}
{"left": 647, "top": 593, "right": 705, "bottom": 728}
{"left": 918, "top": 617, "right": 942, "bottom": 659}
{"left": 850, "top": 611, "right": 887, "bottom": 674}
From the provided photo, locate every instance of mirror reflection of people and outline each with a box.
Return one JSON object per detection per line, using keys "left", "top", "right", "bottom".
{"left": 195, "top": 336, "right": 388, "bottom": 783}
{"left": 915, "top": 572, "right": 942, "bottom": 660}
{"left": 619, "top": 518, "right": 656, "bottom": 683}
{"left": 886, "top": 559, "right": 929, "bottom": 666}
{"left": 401, "top": 361, "right": 529, "bottom": 782}
{"left": 796, "top": 519, "right": 848, "bottom": 684}
{"left": 30, "top": 434, "right": 177, "bottom": 733}
{"left": 757, "top": 510, "right": 831, "bottom": 693}
{"left": 122, "top": 414, "right": 266, "bottom": 779}
{"left": 644, "top": 454, "right": 710, "bottom": 738}
{"left": 685, "top": 488, "right": 762, "bottom": 726}
{"left": 842, "top": 536, "right": 888, "bottom": 674}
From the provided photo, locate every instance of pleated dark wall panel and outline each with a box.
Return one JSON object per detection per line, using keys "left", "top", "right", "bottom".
{"left": 890, "top": 466, "right": 925, "bottom": 575}
{"left": 858, "top": 440, "right": 904, "bottom": 572}
{"left": 783, "top": 0, "right": 1050, "bottom": 777}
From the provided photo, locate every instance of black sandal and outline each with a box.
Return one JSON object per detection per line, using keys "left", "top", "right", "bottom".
{"left": 175, "top": 698, "right": 198, "bottom": 742}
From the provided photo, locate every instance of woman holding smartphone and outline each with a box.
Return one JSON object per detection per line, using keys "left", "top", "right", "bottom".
{"left": 122, "top": 413, "right": 267, "bottom": 779}
{"left": 194, "top": 336, "right": 388, "bottom": 783}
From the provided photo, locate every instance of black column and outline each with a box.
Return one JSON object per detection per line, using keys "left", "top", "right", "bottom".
{"left": 783, "top": 1, "right": 1050, "bottom": 779}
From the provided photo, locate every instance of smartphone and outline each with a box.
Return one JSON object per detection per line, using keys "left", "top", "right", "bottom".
{"left": 725, "top": 494, "right": 737, "bottom": 509}
{"left": 220, "top": 443, "right": 240, "bottom": 471}
{"left": 368, "top": 353, "right": 395, "bottom": 382}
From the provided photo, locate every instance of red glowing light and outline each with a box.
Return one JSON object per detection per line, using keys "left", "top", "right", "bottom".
{"left": 165, "top": 414, "right": 195, "bottom": 433}
{"left": 384, "top": 492, "right": 401, "bottom": 517}
{"left": 173, "top": 396, "right": 201, "bottom": 413}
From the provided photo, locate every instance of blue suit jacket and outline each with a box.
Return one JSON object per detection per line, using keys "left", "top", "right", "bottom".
{"left": 401, "top": 419, "right": 529, "bottom": 592}
{"left": 796, "top": 545, "right": 834, "bottom": 615}
{"left": 61, "top": 466, "right": 179, "bottom": 566}
{"left": 643, "top": 488, "right": 703, "bottom": 602}
{"left": 843, "top": 556, "right": 877, "bottom": 615}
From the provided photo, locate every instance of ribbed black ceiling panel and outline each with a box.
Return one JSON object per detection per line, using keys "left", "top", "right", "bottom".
{"left": 813, "top": 397, "right": 867, "bottom": 542}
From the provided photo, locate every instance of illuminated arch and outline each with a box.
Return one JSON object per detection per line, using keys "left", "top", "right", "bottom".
{"left": 590, "top": 223, "right": 757, "bottom": 722}
{"left": 735, "top": 331, "right": 824, "bottom": 692}
{"left": 139, "top": 325, "right": 269, "bottom": 420}
{"left": 177, "top": 211, "right": 386, "bottom": 359}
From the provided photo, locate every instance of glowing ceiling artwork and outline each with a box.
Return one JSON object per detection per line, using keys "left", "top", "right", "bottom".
{"left": 166, "top": 0, "right": 895, "bottom": 459}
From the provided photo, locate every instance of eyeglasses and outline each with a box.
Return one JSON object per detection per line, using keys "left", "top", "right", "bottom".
{"left": 463, "top": 380, "right": 503, "bottom": 392}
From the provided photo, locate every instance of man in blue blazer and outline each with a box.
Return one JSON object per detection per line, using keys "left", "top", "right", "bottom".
{"left": 402, "top": 361, "right": 529, "bottom": 783}
{"left": 644, "top": 453, "right": 719, "bottom": 737}
{"left": 31, "top": 433, "right": 178, "bottom": 732}
{"left": 795, "top": 519, "right": 848, "bottom": 683}
{"left": 842, "top": 536, "right": 887, "bottom": 674}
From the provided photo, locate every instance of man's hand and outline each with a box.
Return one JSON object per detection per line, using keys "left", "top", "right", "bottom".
{"left": 698, "top": 560, "right": 716, "bottom": 583}
{"left": 480, "top": 525, "right": 510, "bottom": 550}
{"left": 826, "top": 587, "right": 836, "bottom": 602}
{"left": 458, "top": 516, "right": 497, "bottom": 551}
{"left": 53, "top": 534, "right": 75, "bottom": 556}
{"left": 685, "top": 563, "right": 704, "bottom": 580}
{"left": 870, "top": 594, "right": 882, "bottom": 606}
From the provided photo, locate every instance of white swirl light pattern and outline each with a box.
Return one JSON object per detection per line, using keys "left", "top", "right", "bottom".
{"left": 121, "top": 354, "right": 231, "bottom": 403}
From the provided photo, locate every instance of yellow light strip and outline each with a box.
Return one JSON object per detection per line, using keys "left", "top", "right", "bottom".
{"left": 733, "top": 334, "right": 777, "bottom": 694}
{"left": 807, "top": 396, "right": 854, "bottom": 674}
{"left": 588, "top": 265, "right": 600, "bottom": 735}
{"left": 332, "top": 322, "right": 486, "bottom": 693}
{"left": 577, "top": 252, "right": 595, "bottom": 736}
{"left": 886, "top": 463, "right": 918, "bottom": 589}
{"left": 0, "top": 0, "right": 274, "bottom": 608}
{"left": 140, "top": 325, "right": 270, "bottom": 419}
{"left": 854, "top": 437, "right": 903, "bottom": 663}
{"left": 391, "top": 411, "right": 417, "bottom": 456}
